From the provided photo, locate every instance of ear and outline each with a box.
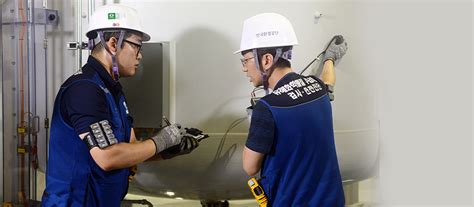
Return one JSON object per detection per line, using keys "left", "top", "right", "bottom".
{"left": 261, "top": 54, "right": 274, "bottom": 72}
{"left": 106, "top": 37, "right": 119, "bottom": 54}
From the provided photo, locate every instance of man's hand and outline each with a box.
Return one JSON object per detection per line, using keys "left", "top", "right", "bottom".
{"left": 161, "top": 135, "right": 199, "bottom": 159}
{"left": 183, "top": 127, "right": 209, "bottom": 142}
{"left": 128, "top": 165, "right": 138, "bottom": 183}
{"left": 150, "top": 124, "right": 184, "bottom": 154}
{"left": 323, "top": 35, "right": 348, "bottom": 63}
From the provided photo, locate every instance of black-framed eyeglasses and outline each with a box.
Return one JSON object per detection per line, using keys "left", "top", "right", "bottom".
{"left": 240, "top": 56, "right": 255, "bottom": 67}
{"left": 123, "top": 39, "right": 143, "bottom": 57}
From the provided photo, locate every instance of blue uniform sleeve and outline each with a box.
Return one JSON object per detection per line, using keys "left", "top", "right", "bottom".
{"left": 61, "top": 81, "right": 112, "bottom": 135}
{"left": 245, "top": 101, "right": 275, "bottom": 154}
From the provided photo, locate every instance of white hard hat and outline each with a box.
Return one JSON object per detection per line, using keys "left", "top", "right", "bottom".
{"left": 86, "top": 4, "right": 151, "bottom": 41}
{"left": 234, "top": 13, "right": 298, "bottom": 54}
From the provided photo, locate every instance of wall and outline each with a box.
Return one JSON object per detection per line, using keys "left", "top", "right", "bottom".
{"left": 369, "top": 1, "right": 471, "bottom": 205}
{"left": 357, "top": 0, "right": 471, "bottom": 205}
{"left": 106, "top": 1, "right": 380, "bottom": 135}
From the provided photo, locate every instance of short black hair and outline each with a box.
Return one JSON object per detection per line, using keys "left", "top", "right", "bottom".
{"left": 241, "top": 46, "right": 292, "bottom": 69}
{"left": 91, "top": 30, "right": 142, "bottom": 52}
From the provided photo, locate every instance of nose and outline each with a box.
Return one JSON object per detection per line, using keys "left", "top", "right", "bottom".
{"left": 242, "top": 66, "right": 248, "bottom": 72}
{"left": 137, "top": 51, "right": 142, "bottom": 60}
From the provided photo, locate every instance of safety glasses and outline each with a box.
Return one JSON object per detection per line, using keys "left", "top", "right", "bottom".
{"left": 240, "top": 56, "right": 255, "bottom": 67}
{"left": 123, "top": 39, "right": 143, "bottom": 58}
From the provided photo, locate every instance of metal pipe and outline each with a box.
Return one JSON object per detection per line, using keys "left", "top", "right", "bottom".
{"left": 0, "top": 2, "right": 2, "bottom": 202}
{"left": 76, "top": 0, "right": 83, "bottom": 70}
{"left": 27, "top": 0, "right": 36, "bottom": 201}
{"left": 18, "top": 0, "right": 28, "bottom": 204}
{"left": 88, "top": 0, "right": 94, "bottom": 18}
{"left": 10, "top": 5, "right": 20, "bottom": 204}
{"left": 43, "top": 0, "right": 49, "bottom": 172}
{"left": 88, "top": 0, "right": 94, "bottom": 56}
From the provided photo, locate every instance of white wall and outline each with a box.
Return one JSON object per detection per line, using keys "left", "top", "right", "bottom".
{"left": 118, "top": 0, "right": 472, "bottom": 205}
{"left": 108, "top": 1, "right": 380, "bottom": 135}
{"left": 47, "top": 0, "right": 78, "bottom": 113}
{"left": 357, "top": 0, "right": 472, "bottom": 205}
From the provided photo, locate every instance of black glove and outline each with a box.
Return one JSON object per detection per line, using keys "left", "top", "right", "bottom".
{"left": 160, "top": 135, "right": 199, "bottom": 159}
{"left": 184, "top": 127, "right": 209, "bottom": 142}
{"left": 160, "top": 127, "right": 209, "bottom": 159}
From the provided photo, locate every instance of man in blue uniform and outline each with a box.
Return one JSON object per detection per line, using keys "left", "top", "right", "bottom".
{"left": 41, "top": 4, "right": 198, "bottom": 206}
{"left": 235, "top": 13, "right": 348, "bottom": 206}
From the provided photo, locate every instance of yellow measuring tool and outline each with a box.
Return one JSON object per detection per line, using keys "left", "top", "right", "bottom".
{"left": 248, "top": 177, "right": 268, "bottom": 207}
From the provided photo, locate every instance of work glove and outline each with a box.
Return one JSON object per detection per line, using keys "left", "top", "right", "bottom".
{"left": 160, "top": 127, "right": 208, "bottom": 159}
{"left": 323, "top": 35, "right": 348, "bottom": 63}
{"left": 183, "top": 127, "right": 209, "bottom": 142}
{"left": 160, "top": 135, "right": 199, "bottom": 160}
{"left": 150, "top": 124, "right": 185, "bottom": 155}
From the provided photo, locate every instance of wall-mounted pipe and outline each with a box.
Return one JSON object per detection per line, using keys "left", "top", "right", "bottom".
{"left": 17, "top": 0, "right": 28, "bottom": 204}
{"left": 76, "top": 0, "right": 82, "bottom": 69}
{"left": 87, "top": 0, "right": 94, "bottom": 56}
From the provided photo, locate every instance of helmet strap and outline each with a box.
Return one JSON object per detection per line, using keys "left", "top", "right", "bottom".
{"left": 273, "top": 48, "right": 282, "bottom": 64}
{"left": 253, "top": 47, "right": 293, "bottom": 95}
{"left": 88, "top": 39, "right": 94, "bottom": 50}
{"left": 98, "top": 30, "right": 126, "bottom": 81}
{"left": 282, "top": 48, "right": 293, "bottom": 60}
{"left": 252, "top": 49, "right": 269, "bottom": 95}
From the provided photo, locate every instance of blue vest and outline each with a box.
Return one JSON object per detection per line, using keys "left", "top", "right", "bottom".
{"left": 258, "top": 78, "right": 345, "bottom": 206}
{"left": 42, "top": 70, "right": 131, "bottom": 207}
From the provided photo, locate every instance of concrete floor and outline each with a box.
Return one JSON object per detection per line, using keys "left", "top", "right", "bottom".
{"left": 124, "top": 194, "right": 256, "bottom": 207}
{"left": 37, "top": 171, "right": 377, "bottom": 206}
{"left": 123, "top": 178, "right": 378, "bottom": 207}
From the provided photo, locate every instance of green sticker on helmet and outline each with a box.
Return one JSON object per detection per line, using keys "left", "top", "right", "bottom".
{"left": 108, "top": 13, "right": 118, "bottom": 19}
